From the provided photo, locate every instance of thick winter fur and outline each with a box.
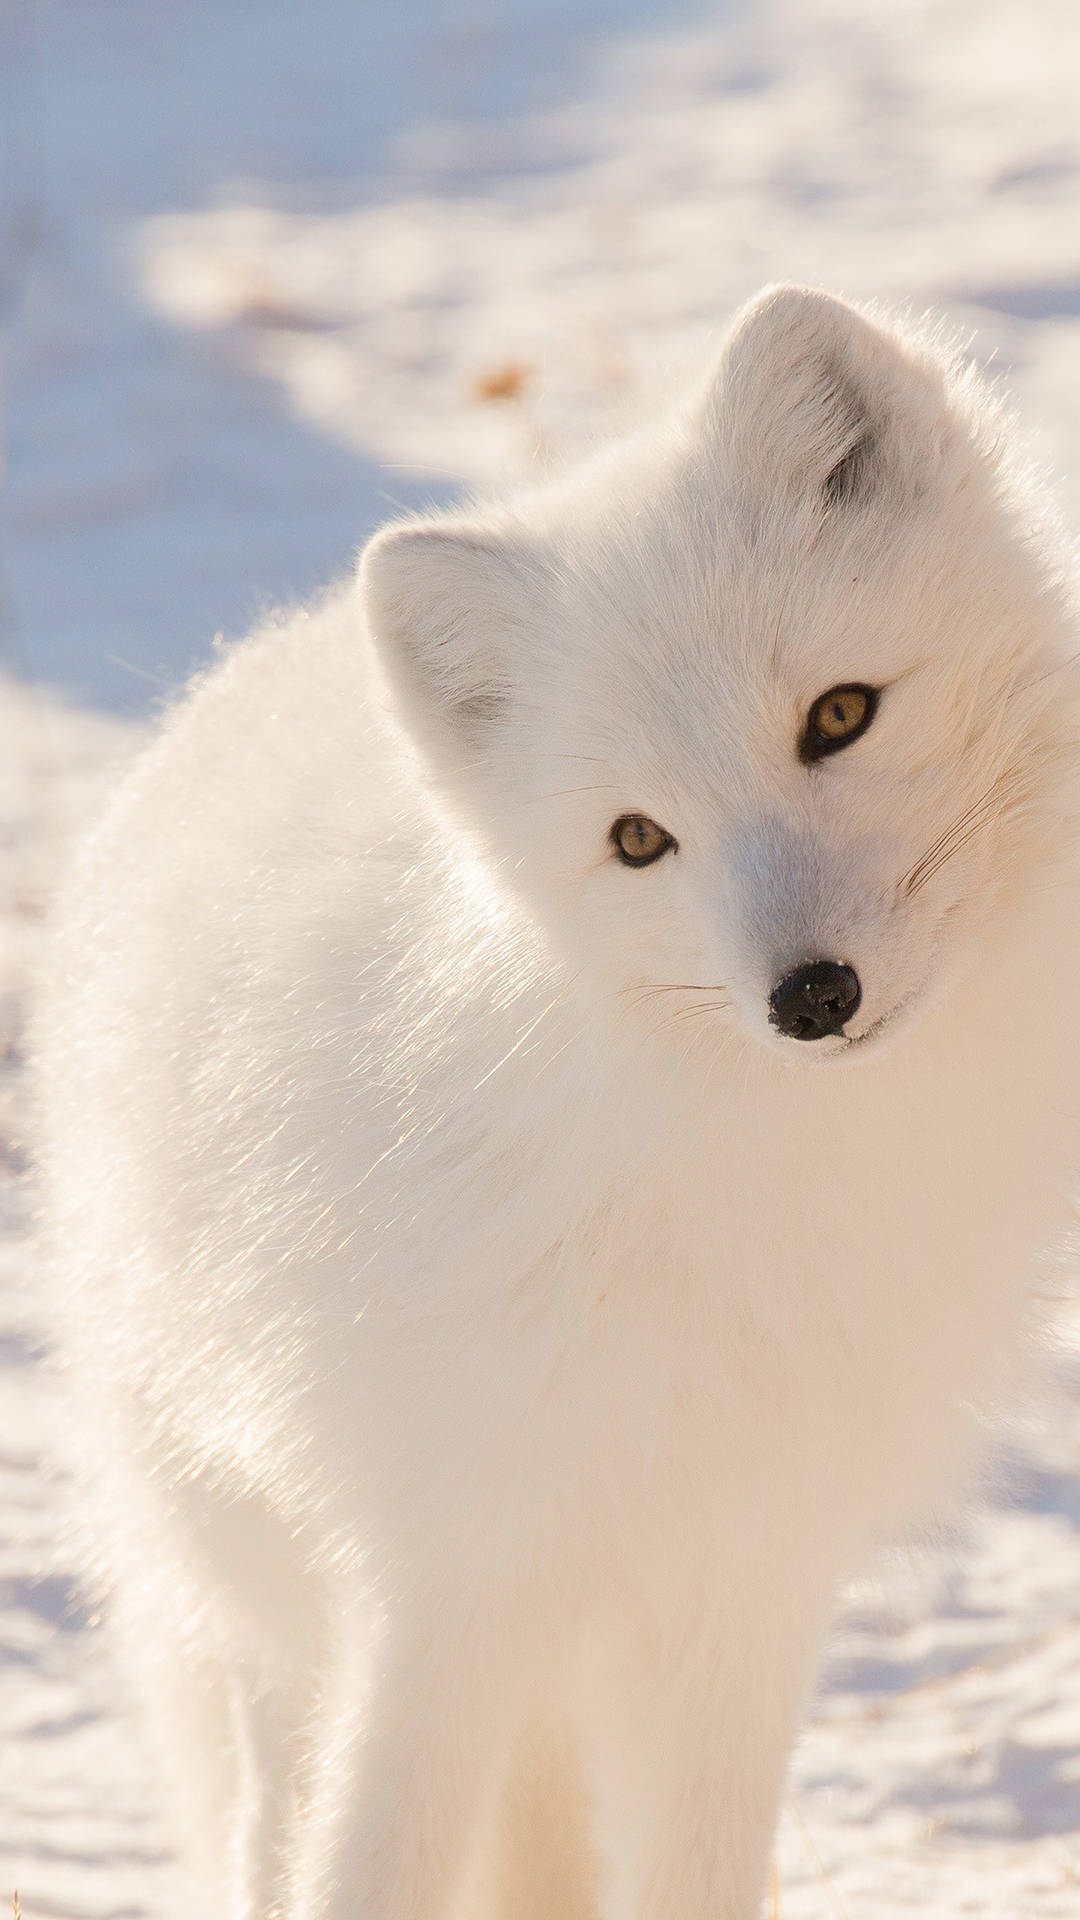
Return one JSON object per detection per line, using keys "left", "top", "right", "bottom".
{"left": 32, "top": 286, "right": 1080, "bottom": 1919}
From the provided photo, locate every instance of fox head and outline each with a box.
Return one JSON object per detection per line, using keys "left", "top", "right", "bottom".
{"left": 361, "top": 286, "right": 1076, "bottom": 1063}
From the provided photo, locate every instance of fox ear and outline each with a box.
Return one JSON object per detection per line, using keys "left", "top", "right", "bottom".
{"left": 360, "top": 518, "right": 536, "bottom": 769}
{"left": 709, "top": 284, "right": 950, "bottom": 510}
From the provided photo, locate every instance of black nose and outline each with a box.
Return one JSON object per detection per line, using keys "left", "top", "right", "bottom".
{"left": 768, "top": 960, "right": 862, "bottom": 1041}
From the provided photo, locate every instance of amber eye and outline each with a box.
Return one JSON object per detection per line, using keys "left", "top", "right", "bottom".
{"left": 611, "top": 814, "right": 677, "bottom": 867}
{"left": 799, "top": 683, "right": 879, "bottom": 763}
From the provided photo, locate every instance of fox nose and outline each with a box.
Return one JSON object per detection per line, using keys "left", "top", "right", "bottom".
{"left": 769, "top": 960, "right": 862, "bottom": 1041}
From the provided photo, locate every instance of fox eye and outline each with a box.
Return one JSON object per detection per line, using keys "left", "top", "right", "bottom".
{"left": 800, "top": 683, "right": 878, "bottom": 763}
{"left": 611, "top": 814, "right": 677, "bottom": 867}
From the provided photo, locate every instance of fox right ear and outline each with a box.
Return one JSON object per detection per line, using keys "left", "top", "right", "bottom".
{"left": 360, "top": 518, "right": 537, "bottom": 772}
{"left": 707, "top": 284, "right": 953, "bottom": 512}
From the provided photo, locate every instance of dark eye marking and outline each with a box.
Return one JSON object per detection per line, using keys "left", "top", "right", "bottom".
{"left": 799, "top": 683, "right": 879, "bottom": 764}
{"left": 611, "top": 814, "right": 678, "bottom": 867}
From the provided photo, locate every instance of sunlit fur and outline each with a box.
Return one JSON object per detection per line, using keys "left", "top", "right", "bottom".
{"left": 32, "top": 286, "right": 1080, "bottom": 1920}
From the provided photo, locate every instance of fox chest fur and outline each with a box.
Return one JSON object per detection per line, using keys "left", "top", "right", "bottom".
{"left": 91, "top": 837, "right": 1071, "bottom": 1612}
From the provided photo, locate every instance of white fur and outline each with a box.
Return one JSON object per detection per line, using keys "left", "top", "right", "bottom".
{"left": 32, "top": 285, "right": 1080, "bottom": 1919}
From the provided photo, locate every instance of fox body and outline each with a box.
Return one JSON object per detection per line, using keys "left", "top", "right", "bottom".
{"left": 33, "top": 287, "right": 1080, "bottom": 1918}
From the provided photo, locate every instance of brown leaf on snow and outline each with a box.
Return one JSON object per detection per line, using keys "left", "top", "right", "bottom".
{"left": 469, "top": 361, "right": 530, "bottom": 403}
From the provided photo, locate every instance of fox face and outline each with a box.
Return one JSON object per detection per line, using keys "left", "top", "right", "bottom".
{"left": 362, "top": 286, "right": 1074, "bottom": 1063}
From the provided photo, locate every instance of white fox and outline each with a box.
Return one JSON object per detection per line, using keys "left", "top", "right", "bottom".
{"left": 33, "top": 285, "right": 1080, "bottom": 1919}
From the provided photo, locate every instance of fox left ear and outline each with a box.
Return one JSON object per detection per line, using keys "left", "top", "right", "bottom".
{"left": 360, "top": 517, "right": 539, "bottom": 772}
{"left": 708, "top": 284, "right": 953, "bottom": 510}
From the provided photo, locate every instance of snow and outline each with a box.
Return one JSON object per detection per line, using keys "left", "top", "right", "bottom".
{"left": 5, "top": 0, "right": 1080, "bottom": 1912}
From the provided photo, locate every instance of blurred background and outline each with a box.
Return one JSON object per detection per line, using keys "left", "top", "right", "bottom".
{"left": 6, "top": 4, "right": 1080, "bottom": 1917}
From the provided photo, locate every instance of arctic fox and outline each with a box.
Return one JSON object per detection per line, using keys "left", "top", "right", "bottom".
{"left": 33, "top": 285, "right": 1080, "bottom": 1920}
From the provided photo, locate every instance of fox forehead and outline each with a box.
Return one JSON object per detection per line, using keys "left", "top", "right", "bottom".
{"left": 536, "top": 514, "right": 937, "bottom": 771}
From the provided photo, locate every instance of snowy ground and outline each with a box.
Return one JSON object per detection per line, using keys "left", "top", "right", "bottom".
{"left": 6, "top": 0, "right": 1080, "bottom": 1913}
